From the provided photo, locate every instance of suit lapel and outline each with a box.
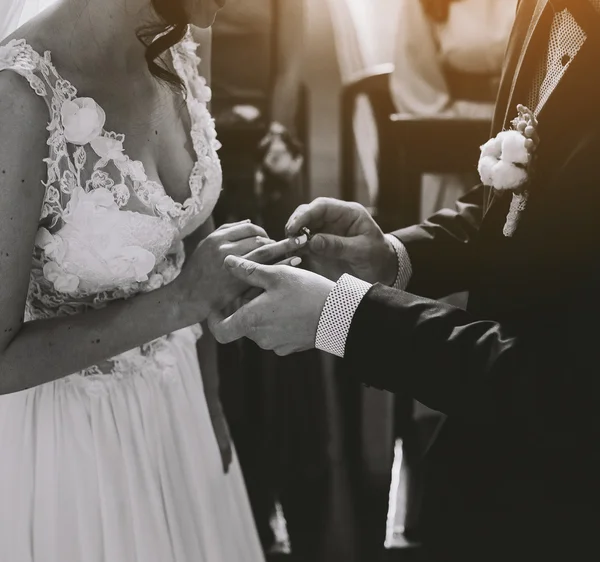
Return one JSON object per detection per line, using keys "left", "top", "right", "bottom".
{"left": 490, "top": 0, "right": 548, "bottom": 132}
{"left": 502, "top": 0, "right": 549, "bottom": 126}
{"left": 561, "top": 0, "right": 600, "bottom": 35}
{"left": 484, "top": 0, "right": 550, "bottom": 212}
{"left": 484, "top": 1, "right": 600, "bottom": 219}
{"left": 533, "top": 0, "right": 600, "bottom": 123}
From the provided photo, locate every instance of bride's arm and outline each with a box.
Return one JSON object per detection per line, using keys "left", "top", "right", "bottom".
{"left": 0, "top": 75, "right": 272, "bottom": 395}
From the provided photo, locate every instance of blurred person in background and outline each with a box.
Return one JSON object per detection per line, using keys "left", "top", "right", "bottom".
{"left": 211, "top": 0, "right": 305, "bottom": 228}
{"left": 393, "top": 0, "right": 517, "bottom": 218}
{"left": 210, "top": 3, "right": 333, "bottom": 562}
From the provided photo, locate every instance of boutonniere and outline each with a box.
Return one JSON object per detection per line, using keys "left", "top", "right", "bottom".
{"left": 478, "top": 105, "right": 540, "bottom": 236}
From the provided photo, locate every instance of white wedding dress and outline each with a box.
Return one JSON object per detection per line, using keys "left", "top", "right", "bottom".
{"left": 0, "top": 30, "right": 265, "bottom": 562}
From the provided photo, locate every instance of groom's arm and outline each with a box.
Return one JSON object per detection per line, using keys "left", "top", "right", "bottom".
{"left": 388, "top": 183, "right": 485, "bottom": 299}
{"left": 328, "top": 275, "right": 597, "bottom": 438}
{"left": 315, "top": 184, "right": 485, "bottom": 357}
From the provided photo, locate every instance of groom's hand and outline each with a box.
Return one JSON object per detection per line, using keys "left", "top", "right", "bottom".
{"left": 286, "top": 198, "right": 397, "bottom": 284}
{"left": 208, "top": 256, "right": 335, "bottom": 355}
{"left": 215, "top": 235, "right": 308, "bottom": 313}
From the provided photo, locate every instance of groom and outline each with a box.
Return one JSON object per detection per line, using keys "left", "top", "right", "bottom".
{"left": 211, "top": 0, "right": 600, "bottom": 560}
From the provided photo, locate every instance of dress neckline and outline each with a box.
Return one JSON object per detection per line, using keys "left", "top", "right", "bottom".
{"left": 0, "top": 31, "right": 218, "bottom": 226}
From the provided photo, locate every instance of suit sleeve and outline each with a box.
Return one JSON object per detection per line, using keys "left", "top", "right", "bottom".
{"left": 342, "top": 278, "right": 599, "bottom": 439}
{"left": 389, "top": 183, "right": 485, "bottom": 299}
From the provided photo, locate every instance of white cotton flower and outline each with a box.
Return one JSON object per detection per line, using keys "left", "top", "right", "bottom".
{"left": 490, "top": 160, "right": 528, "bottom": 191}
{"left": 61, "top": 98, "right": 106, "bottom": 145}
{"left": 478, "top": 130, "right": 531, "bottom": 192}
{"left": 477, "top": 155, "right": 498, "bottom": 187}
{"left": 498, "top": 130, "right": 529, "bottom": 165}
{"left": 479, "top": 135, "right": 503, "bottom": 159}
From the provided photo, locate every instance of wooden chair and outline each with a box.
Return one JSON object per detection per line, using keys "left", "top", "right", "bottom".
{"left": 340, "top": 66, "right": 491, "bottom": 231}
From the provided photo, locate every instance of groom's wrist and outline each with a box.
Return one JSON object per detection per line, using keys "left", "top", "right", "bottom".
{"left": 315, "top": 274, "right": 372, "bottom": 358}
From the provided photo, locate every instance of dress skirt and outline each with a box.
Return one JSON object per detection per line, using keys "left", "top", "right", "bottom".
{"left": 0, "top": 327, "right": 265, "bottom": 562}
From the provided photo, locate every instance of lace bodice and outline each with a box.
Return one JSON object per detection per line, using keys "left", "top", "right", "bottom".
{"left": 0, "top": 29, "right": 222, "bottom": 388}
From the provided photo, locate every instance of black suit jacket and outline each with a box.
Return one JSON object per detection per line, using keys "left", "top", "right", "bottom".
{"left": 344, "top": 0, "right": 600, "bottom": 557}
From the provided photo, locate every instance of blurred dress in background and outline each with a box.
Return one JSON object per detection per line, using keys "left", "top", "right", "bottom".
{"left": 392, "top": 0, "right": 517, "bottom": 217}
{"left": 210, "top": 3, "right": 335, "bottom": 561}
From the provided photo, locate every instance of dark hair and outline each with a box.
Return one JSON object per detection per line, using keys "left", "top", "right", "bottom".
{"left": 136, "top": 0, "right": 190, "bottom": 89}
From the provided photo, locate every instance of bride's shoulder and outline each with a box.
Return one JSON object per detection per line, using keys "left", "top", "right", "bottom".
{"left": 0, "top": 26, "right": 53, "bottom": 118}
{"left": 0, "top": 41, "right": 48, "bottom": 125}
{"left": 0, "top": 49, "right": 51, "bottom": 180}
{"left": 0, "top": 67, "right": 48, "bottom": 123}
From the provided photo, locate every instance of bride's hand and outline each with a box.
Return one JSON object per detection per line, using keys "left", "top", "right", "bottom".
{"left": 176, "top": 220, "right": 303, "bottom": 319}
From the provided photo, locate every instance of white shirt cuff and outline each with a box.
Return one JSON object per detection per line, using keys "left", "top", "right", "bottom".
{"left": 315, "top": 274, "right": 372, "bottom": 358}
{"left": 385, "top": 234, "right": 412, "bottom": 290}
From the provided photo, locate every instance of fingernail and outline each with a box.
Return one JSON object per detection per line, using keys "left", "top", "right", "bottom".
{"left": 294, "top": 234, "right": 308, "bottom": 246}
{"left": 291, "top": 257, "right": 302, "bottom": 267}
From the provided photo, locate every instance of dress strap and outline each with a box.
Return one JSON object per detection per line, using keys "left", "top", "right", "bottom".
{"left": 0, "top": 39, "right": 55, "bottom": 109}
{"left": 0, "top": 39, "right": 79, "bottom": 229}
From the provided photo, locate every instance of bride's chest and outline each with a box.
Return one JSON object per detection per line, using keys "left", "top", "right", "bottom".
{"left": 37, "top": 84, "right": 221, "bottom": 297}
{"left": 99, "top": 90, "right": 196, "bottom": 205}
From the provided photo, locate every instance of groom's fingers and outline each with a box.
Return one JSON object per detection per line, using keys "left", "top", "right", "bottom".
{"left": 286, "top": 198, "right": 354, "bottom": 236}
{"left": 224, "top": 255, "right": 275, "bottom": 289}
{"left": 309, "top": 233, "right": 359, "bottom": 259}
{"left": 211, "top": 300, "right": 258, "bottom": 345}
{"left": 286, "top": 199, "right": 333, "bottom": 235}
{"left": 224, "top": 236, "right": 275, "bottom": 257}
{"left": 241, "top": 256, "right": 302, "bottom": 304}
{"left": 207, "top": 308, "right": 227, "bottom": 336}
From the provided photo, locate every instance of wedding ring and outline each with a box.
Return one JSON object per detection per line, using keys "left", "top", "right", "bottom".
{"left": 294, "top": 227, "right": 312, "bottom": 246}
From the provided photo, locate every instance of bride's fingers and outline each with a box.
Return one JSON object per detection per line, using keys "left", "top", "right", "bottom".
{"left": 245, "top": 237, "right": 307, "bottom": 265}
{"left": 276, "top": 256, "right": 303, "bottom": 267}
{"left": 219, "top": 223, "right": 269, "bottom": 242}
{"left": 216, "top": 219, "right": 252, "bottom": 231}
{"left": 223, "top": 236, "right": 275, "bottom": 257}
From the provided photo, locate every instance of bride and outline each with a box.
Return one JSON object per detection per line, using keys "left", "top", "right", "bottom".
{"left": 0, "top": 0, "right": 298, "bottom": 560}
